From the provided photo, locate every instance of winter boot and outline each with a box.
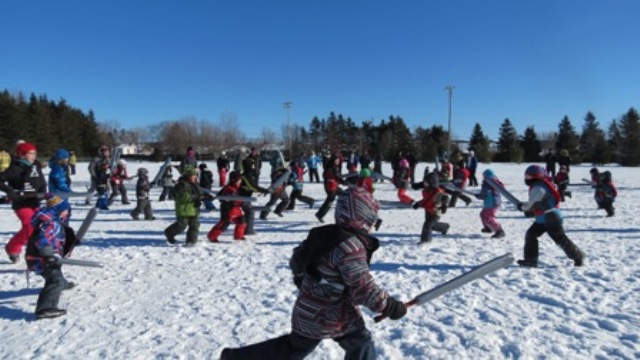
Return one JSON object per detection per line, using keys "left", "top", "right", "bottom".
{"left": 491, "top": 229, "right": 506, "bottom": 238}
{"left": 164, "top": 228, "right": 177, "bottom": 244}
{"left": 481, "top": 226, "right": 492, "bottom": 233}
{"left": 5, "top": 247, "right": 19, "bottom": 263}
{"left": 36, "top": 308, "right": 67, "bottom": 320}
{"left": 573, "top": 249, "right": 585, "bottom": 267}
{"left": 517, "top": 259, "right": 538, "bottom": 268}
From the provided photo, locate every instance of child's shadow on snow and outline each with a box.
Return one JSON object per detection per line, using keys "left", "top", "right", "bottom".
{"left": 371, "top": 262, "right": 468, "bottom": 272}
{"left": 0, "top": 288, "right": 40, "bottom": 321}
{"left": 0, "top": 305, "right": 35, "bottom": 321}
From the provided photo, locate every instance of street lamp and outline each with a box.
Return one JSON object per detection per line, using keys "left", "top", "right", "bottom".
{"left": 283, "top": 101, "right": 292, "bottom": 160}
{"left": 444, "top": 85, "right": 455, "bottom": 158}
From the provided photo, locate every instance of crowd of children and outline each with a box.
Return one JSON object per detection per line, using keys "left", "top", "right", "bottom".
{"left": 0, "top": 142, "right": 621, "bottom": 326}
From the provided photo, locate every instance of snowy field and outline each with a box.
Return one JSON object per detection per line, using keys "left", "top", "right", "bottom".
{"left": 1, "top": 160, "right": 639, "bottom": 359}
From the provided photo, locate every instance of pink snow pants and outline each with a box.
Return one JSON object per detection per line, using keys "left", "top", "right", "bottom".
{"left": 480, "top": 207, "right": 502, "bottom": 232}
{"left": 5, "top": 207, "right": 38, "bottom": 256}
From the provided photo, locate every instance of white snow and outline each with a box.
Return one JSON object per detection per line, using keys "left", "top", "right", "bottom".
{"left": 1, "top": 161, "right": 638, "bottom": 359}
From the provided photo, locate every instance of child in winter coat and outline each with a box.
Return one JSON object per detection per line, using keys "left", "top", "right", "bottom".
{"left": 516, "top": 165, "right": 585, "bottom": 267}
{"left": 260, "top": 167, "right": 291, "bottom": 219}
{"left": 217, "top": 151, "right": 231, "bottom": 186}
{"left": 48, "top": 148, "right": 72, "bottom": 225}
{"left": 48, "top": 148, "right": 71, "bottom": 194}
{"left": 412, "top": 172, "right": 450, "bottom": 244}
{"left": 394, "top": 158, "right": 414, "bottom": 205}
{"left": 158, "top": 165, "right": 175, "bottom": 201}
{"left": 94, "top": 157, "right": 111, "bottom": 210}
{"left": 108, "top": 159, "right": 132, "bottom": 205}
{"left": 554, "top": 165, "right": 571, "bottom": 202}
{"left": 198, "top": 163, "right": 216, "bottom": 212}
{"left": 315, "top": 155, "right": 344, "bottom": 223}
{"left": 286, "top": 162, "right": 314, "bottom": 210}
{"left": 448, "top": 160, "right": 472, "bottom": 207}
{"left": 130, "top": 168, "right": 155, "bottom": 220}
{"left": 221, "top": 187, "right": 406, "bottom": 359}
{"left": 207, "top": 171, "right": 246, "bottom": 242}
{"left": 25, "top": 196, "right": 75, "bottom": 319}
{"left": 356, "top": 168, "right": 374, "bottom": 194}
{"left": 164, "top": 165, "right": 202, "bottom": 246}
{"left": 0, "top": 142, "right": 47, "bottom": 262}
{"left": 594, "top": 171, "right": 617, "bottom": 217}
{"left": 476, "top": 169, "right": 505, "bottom": 238}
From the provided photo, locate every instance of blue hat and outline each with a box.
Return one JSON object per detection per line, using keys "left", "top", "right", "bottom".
{"left": 483, "top": 169, "right": 495, "bottom": 178}
{"left": 54, "top": 148, "right": 70, "bottom": 160}
{"left": 46, "top": 196, "right": 71, "bottom": 215}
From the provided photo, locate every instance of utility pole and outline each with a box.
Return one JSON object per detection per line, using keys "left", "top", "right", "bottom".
{"left": 283, "top": 101, "right": 292, "bottom": 160}
{"left": 444, "top": 85, "right": 455, "bottom": 158}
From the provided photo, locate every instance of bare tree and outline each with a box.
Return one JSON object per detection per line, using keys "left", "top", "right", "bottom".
{"left": 218, "top": 112, "right": 245, "bottom": 149}
{"left": 258, "top": 127, "right": 279, "bottom": 148}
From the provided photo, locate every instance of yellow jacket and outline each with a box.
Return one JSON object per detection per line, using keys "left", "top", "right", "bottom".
{"left": 0, "top": 151, "right": 10, "bottom": 172}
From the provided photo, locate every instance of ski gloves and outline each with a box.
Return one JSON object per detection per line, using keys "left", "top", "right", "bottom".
{"left": 383, "top": 296, "right": 407, "bottom": 320}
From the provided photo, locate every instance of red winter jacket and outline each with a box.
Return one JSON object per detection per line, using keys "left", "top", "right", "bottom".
{"left": 416, "top": 187, "right": 447, "bottom": 216}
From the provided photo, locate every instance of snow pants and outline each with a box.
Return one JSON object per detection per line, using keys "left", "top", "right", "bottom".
{"left": 165, "top": 216, "right": 200, "bottom": 244}
{"left": 108, "top": 183, "right": 129, "bottom": 205}
{"left": 36, "top": 267, "right": 70, "bottom": 313}
{"left": 130, "top": 198, "right": 154, "bottom": 220}
{"left": 396, "top": 188, "right": 413, "bottom": 205}
{"left": 208, "top": 207, "right": 246, "bottom": 241}
{"left": 242, "top": 202, "right": 256, "bottom": 235}
{"left": 480, "top": 207, "right": 502, "bottom": 232}
{"left": 260, "top": 191, "right": 290, "bottom": 219}
{"left": 287, "top": 189, "right": 314, "bottom": 210}
{"left": 308, "top": 168, "right": 320, "bottom": 183}
{"left": 222, "top": 327, "right": 375, "bottom": 360}
{"left": 523, "top": 213, "right": 583, "bottom": 263}
{"left": 420, "top": 213, "right": 449, "bottom": 243}
{"left": 315, "top": 190, "right": 337, "bottom": 221}
{"left": 219, "top": 169, "right": 227, "bottom": 187}
{"left": 5, "top": 207, "right": 38, "bottom": 256}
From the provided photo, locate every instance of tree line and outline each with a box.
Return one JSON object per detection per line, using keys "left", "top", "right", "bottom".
{"left": 1, "top": 89, "right": 638, "bottom": 166}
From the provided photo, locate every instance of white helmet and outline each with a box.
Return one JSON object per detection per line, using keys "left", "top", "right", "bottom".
{"left": 118, "top": 159, "right": 127, "bottom": 166}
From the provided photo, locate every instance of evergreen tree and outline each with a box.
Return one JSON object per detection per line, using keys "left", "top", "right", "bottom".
{"left": 468, "top": 123, "right": 492, "bottom": 163}
{"left": 555, "top": 116, "right": 581, "bottom": 163}
{"left": 579, "top": 112, "right": 608, "bottom": 164}
{"left": 495, "top": 118, "right": 521, "bottom": 162}
{"left": 619, "top": 108, "right": 640, "bottom": 166}
{"left": 608, "top": 120, "right": 623, "bottom": 164}
{"left": 520, "top": 126, "right": 541, "bottom": 162}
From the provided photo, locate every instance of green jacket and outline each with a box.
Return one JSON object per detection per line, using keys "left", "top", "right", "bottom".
{"left": 173, "top": 177, "right": 201, "bottom": 217}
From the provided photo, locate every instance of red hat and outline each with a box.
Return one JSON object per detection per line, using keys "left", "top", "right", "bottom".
{"left": 16, "top": 142, "right": 37, "bottom": 156}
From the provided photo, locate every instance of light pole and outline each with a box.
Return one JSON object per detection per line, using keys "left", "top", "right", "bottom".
{"left": 444, "top": 85, "right": 455, "bottom": 158}
{"left": 283, "top": 101, "right": 292, "bottom": 160}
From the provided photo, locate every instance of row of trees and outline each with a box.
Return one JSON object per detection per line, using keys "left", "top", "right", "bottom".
{"left": 1, "top": 89, "right": 638, "bottom": 166}
{"left": 0, "top": 90, "right": 102, "bottom": 157}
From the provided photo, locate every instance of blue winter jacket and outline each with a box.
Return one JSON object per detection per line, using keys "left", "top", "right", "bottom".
{"left": 48, "top": 160, "right": 71, "bottom": 193}
{"left": 479, "top": 180, "right": 501, "bottom": 209}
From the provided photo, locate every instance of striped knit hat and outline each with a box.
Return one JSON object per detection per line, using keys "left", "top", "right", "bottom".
{"left": 334, "top": 187, "right": 380, "bottom": 233}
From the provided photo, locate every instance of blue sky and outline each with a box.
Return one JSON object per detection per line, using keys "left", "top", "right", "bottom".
{"left": 2, "top": 1, "right": 638, "bottom": 141}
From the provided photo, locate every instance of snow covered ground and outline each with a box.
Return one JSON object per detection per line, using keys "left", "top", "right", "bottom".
{"left": 1, "top": 161, "right": 638, "bottom": 359}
